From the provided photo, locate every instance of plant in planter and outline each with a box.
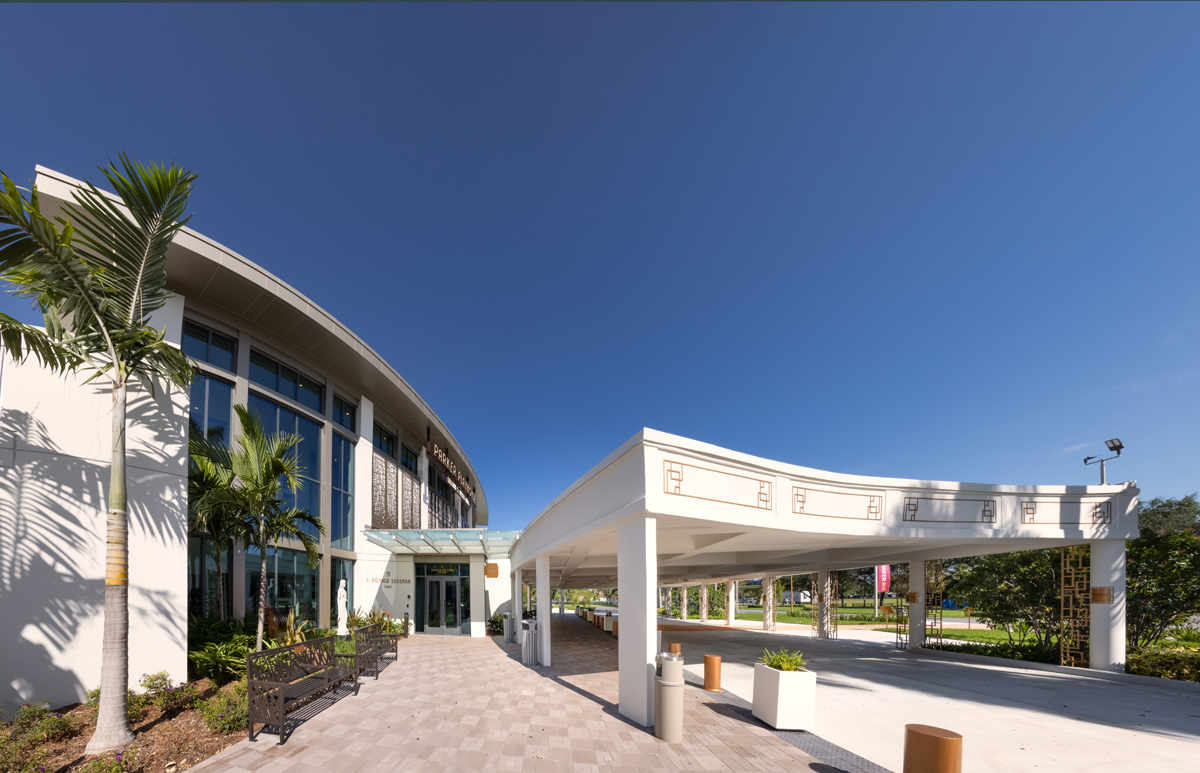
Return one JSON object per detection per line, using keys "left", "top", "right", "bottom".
{"left": 752, "top": 648, "right": 816, "bottom": 730}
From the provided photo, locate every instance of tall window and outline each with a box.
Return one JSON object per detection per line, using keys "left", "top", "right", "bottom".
{"left": 400, "top": 444, "right": 419, "bottom": 476}
{"left": 332, "top": 395, "right": 356, "bottom": 433}
{"left": 249, "top": 350, "right": 323, "bottom": 413}
{"left": 248, "top": 393, "right": 322, "bottom": 539}
{"left": 245, "top": 545, "right": 320, "bottom": 626}
{"left": 331, "top": 432, "right": 354, "bottom": 550}
{"left": 182, "top": 320, "right": 235, "bottom": 371}
{"left": 373, "top": 423, "right": 396, "bottom": 459}
{"left": 189, "top": 374, "right": 232, "bottom": 442}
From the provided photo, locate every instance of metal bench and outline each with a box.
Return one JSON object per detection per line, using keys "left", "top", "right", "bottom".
{"left": 247, "top": 635, "right": 357, "bottom": 744}
{"left": 351, "top": 623, "right": 397, "bottom": 680}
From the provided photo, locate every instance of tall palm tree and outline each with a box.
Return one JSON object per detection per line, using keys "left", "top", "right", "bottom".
{"left": 196, "top": 405, "right": 323, "bottom": 651}
{"left": 0, "top": 156, "right": 196, "bottom": 753}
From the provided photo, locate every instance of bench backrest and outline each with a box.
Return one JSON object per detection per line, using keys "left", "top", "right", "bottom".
{"left": 248, "top": 636, "right": 337, "bottom": 683}
{"left": 354, "top": 623, "right": 383, "bottom": 653}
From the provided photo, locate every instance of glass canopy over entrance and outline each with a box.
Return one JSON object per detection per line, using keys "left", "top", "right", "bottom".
{"left": 363, "top": 528, "right": 521, "bottom": 557}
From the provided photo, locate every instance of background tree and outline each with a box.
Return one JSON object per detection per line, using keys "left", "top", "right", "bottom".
{"left": 200, "top": 406, "right": 323, "bottom": 650}
{"left": 1127, "top": 496, "right": 1200, "bottom": 647}
{"left": 0, "top": 157, "right": 196, "bottom": 754}
{"left": 187, "top": 421, "right": 248, "bottom": 622}
{"left": 952, "top": 549, "right": 1061, "bottom": 658}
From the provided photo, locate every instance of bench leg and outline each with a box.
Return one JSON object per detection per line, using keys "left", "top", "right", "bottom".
{"left": 278, "top": 698, "right": 286, "bottom": 745}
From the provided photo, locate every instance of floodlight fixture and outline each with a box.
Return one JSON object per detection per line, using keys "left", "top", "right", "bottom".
{"left": 1084, "top": 438, "right": 1125, "bottom": 484}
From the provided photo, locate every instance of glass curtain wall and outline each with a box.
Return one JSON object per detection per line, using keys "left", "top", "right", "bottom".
{"left": 331, "top": 432, "right": 354, "bottom": 550}
{"left": 245, "top": 545, "right": 321, "bottom": 627}
{"left": 187, "top": 536, "right": 232, "bottom": 620}
{"left": 247, "top": 393, "right": 322, "bottom": 539}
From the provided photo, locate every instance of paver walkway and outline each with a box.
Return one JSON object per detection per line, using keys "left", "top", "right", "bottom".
{"left": 192, "top": 613, "right": 824, "bottom": 772}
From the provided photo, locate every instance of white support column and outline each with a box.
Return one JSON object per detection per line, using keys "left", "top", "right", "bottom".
{"left": 908, "top": 561, "right": 926, "bottom": 650}
{"left": 469, "top": 555, "right": 485, "bottom": 637}
{"left": 617, "top": 515, "right": 657, "bottom": 728}
{"left": 699, "top": 584, "right": 708, "bottom": 623}
{"left": 536, "top": 554, "right": 551, "bottom": 666}
{"left": 680, "top": 586, "right": 688, "bottom": 620}
{"left": 763, "top": 575, "right": 776, "bottom": 632}
{"left": 513, "top": 567, "right": 523, "bottom": 618}
{"left": 726, "top": 581, "right": 737, "bottom": 626}
{"left": 559, "top": 588, "right": 565, "bottom": 615}
{"left": 817, "top": 571, "right": 831, "bottom": 639}
{"left": 1090, "top": 540, "right": 1127, "bottom": 672}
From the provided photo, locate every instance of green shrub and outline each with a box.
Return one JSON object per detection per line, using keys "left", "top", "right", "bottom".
{"left": 1166, "top": 626, "right": 1200, "bottom": 646}
{"left": 138, "top": 671, "right": 200, "bottom": 714}
{"left": 760, "top": 648, "right": 807, "bottom": 671}
{"left": 925, "top": 641, "right": 1058, "bottom": 664}
{"left": 198, "top": 680, "right": 248, "bottom": 734}
{"left": 1126, "top": 646, "right": 1200, "bottom": 681}
{"left": 0, "top": 703, "right": 78, "bottom": 773}
{"left": 77, "top": 747, "right": 139, "bottom": 773}
{"left": 486, "top": 613, "right": 504, "bottom": 636}
{"left": 188, "top": 641, "right": 248, "bottom": 684}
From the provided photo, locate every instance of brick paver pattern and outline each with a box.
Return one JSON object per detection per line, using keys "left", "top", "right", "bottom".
{"left": 191, "top": 612, "right": 823, "bottom": 772}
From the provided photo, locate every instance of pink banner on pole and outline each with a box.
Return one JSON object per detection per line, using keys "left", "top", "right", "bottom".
{"left": 876, "top": 565, "right": 891, "bottom": 593}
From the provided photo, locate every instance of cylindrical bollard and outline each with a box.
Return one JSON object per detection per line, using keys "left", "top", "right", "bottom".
{"left": 654, "top": 653, "right": 685, "bottom": 743}
{"left": 703, "top": 654, "right": 722, "bottom": 692}
{"left": 503, "top": 613, "right": 514, "bottom": 644}
{"left": 403, "top": 613, "right": 410, "bottom": 639}
{"left": 903, "top": 724, "right": 962, "bottom": 773}
{"left": 669, "top": 642, "right": 682, "bottom": 655}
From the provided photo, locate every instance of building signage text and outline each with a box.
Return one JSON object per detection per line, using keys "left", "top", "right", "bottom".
{"left": 429, "top": 442, "right": 475, "bottom": 504}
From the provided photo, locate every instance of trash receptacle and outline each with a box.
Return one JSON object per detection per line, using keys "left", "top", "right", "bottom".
{"left": 654, "top": 652, "right": 684, "bottom": 743}
{"left": 503, "top": 613, "right": 514, "bottom": 644}
{"left": 521, "top": 620, "right": 539, "bottom": 665}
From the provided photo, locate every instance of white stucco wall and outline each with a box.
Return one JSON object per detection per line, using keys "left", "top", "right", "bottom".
{"left": 0, "top": 355, "right": 190, "bottom": 719}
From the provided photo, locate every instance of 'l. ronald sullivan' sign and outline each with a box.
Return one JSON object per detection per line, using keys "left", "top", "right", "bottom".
{"left": 429, "top": 442, "right": 475, "bottom": 504}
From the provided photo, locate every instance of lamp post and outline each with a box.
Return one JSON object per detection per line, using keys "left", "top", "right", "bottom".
{"left": 1084, "top": 438, "right": 1124, "bottom": 484}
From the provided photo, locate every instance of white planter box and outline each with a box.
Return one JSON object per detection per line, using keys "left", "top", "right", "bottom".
{"left": 603, "top": 614, "right": 616, "bottom": 632}
{"left": 752, "top": 663, "right": 816, "bottom": 730}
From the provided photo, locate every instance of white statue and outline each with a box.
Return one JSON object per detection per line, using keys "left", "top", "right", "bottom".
{"left": 336, "top": 579, "right": 349, "bottom": 636}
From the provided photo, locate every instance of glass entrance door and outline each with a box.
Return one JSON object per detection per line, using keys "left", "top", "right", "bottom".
{"left": 425, "top": 578, "right": 460, "bottom": 635}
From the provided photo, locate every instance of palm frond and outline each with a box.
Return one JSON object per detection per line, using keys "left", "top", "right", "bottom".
{"left": 0, "top": 313, "right": 78, "bottom": 372}
{"left": 64, "top": 153, "right": 196, "bottom": 327}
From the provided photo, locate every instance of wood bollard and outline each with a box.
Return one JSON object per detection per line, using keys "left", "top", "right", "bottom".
{"left": 402, "top": 613, "right": 410, "bottom": 639}
{"left": 668, "top": 642, "right": 682, "bottom": 655}
{"left": 703, "top": 654, "right": 721, "bottom": 692}
{"left": 903, "top": 724, "right": 962, "bottom": 773}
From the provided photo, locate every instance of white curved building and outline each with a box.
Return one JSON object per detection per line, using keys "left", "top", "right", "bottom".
{"left": 0, "top": 166, "right": 508, "bottom": 718}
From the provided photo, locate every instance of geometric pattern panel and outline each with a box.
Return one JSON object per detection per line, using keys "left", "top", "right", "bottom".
{"left": 1061, "top": 545, "right": 1090, "bottom": 668}
{"left": 893, "top": 563, "right": 909, "bottom": 651}
{"left": 371, "top": 453, "right": 398, "bottom": 530}
{"left": 1023, "top": 500, "right": 1112, "bottom": 525}
{"left": 924, "top": 560, "right": 945, "bottom": 650}
{"left": 664, "top": 459, "right": 772, "bottom": 510}
{"left": 903, "top": 496, "right": 997, "bottom": 524}
{"left": 793, "top": 486, "right": 883, "bottom": 520}
{"left": 401, "top": 467, "right": 421, "bottom": 530}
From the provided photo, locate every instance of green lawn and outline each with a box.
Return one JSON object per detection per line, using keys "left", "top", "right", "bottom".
{"left": 872, "top": 627, "right": 1014, "bottom": 644}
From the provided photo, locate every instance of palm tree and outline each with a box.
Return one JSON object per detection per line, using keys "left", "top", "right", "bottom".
{"left": 187, "top": 422, "right": 247, "bottom": 622}
{"left": 0, "top": 156, "right": 196, "bottom": 753}
{"left": 197, "top": 406, "right": 323, "bottom": 651}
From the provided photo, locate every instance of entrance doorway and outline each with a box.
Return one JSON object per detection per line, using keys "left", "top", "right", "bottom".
{"left": 425, "top": 577, "right": 461, "bottom": 635}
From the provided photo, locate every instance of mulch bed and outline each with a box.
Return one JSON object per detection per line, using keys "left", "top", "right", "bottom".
{"left": 29, "top": 679, "right": 243, "bottom": 772}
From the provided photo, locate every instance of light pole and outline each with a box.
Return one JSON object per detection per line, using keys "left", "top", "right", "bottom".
{"left": 1084, "top": 438, "right": 1124, "bottom": 484}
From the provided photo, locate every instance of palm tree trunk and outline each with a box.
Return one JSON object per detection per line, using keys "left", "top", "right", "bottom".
{"left": 256, "top": 535, "right": 268, "bottom": 651}
{"left": 212, "top": 540, "right": 226, "bottom": 622}
{"left": 85, "top": 380, "right": 135, "bottom": 753}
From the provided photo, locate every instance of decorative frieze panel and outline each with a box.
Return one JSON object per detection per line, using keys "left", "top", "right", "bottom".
{"left": 903, "top": 496, "right": 997, "bottom": 524}
{"left": 1022, "top": 500, "right": 1111, "bottom": 526}
{"left": 401, "top": 468, "right": 420, "bottom": 530}
{"left": 372, "top": 453, "right": 397, "bottom": 530}
{"left": 663, "top": 459, "right": 772, "bottom": 510}
{"left": 792, "top": 486, "right": 883, "bottom": 520}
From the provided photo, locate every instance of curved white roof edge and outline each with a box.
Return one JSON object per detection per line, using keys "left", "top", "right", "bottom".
{"left": 32, "top": 164, "right": 487, "bottom": 523}
{"left": 510, "top": 427, "right": 1138, "bottom": 565}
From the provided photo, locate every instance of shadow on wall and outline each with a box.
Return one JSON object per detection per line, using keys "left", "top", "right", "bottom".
{"left": 0, "top": 387, "right": 186, "bottom": 719}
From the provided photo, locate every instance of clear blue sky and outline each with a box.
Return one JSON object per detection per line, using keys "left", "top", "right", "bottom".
{"left": 2, "top": 3, "right": 1197, "bottom": 530}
